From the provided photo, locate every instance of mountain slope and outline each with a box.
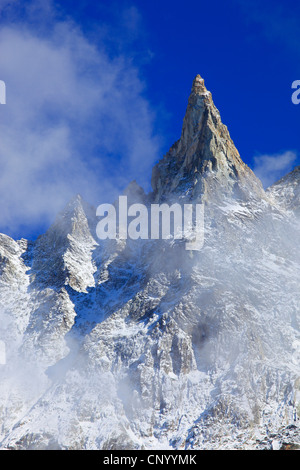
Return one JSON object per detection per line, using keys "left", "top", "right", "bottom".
{"left": 0, "top": 76, "right": 300, "bottom": 450}
{"left": 267, "top": 166, "right": 300, "bottom": 215}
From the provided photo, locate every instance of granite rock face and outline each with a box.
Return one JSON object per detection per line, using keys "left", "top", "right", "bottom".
{"left": 151, "top": 75, "right": 264, "bottom": 203}
{"left": 0, "top": 76, "right": 300, "bottom": 450}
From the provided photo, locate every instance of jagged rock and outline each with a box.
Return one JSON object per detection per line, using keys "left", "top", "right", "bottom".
{"left": 0, "top": 76, "right": 300, "bottom": 450}
{"left": 151, "top": 75, "right": 264, "bottom": 203}
{"left": 30, "top": 194, "right": 98, "bottom": 292}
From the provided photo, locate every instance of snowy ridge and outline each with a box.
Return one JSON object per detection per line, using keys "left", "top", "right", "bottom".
{"left": 0, "top": 76, "right": 300, "bottom": 450}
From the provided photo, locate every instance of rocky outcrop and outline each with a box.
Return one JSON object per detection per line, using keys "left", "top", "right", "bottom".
{"left": 151, "top": 75, "right": 264, "bottom": 203}
{"left": 0, "top": 75, "right": 300, "bottom": 450}
{"left": 30, "top": 194, "right": 98, "bottom": 292}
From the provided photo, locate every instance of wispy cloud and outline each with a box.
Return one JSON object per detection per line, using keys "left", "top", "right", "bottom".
{"left": 252, "top": 150, "right": 297, "bottom": 188}
{"left": 0, "top": 0, "right": 160, "bottom": 238}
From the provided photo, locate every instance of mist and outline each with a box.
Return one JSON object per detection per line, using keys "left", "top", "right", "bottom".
{"left": 1, "top": 181, "right": 299, "bottom": 448}
{"left": 0, "top": 0, "right": 161, "bottom": 239}
{"left": 0, "top": 0, "right": 299, "bottom": 451}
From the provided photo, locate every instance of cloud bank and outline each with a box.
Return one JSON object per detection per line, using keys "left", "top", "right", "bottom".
{"left": 0, "top": 0, "right": 160, "bottom": 238}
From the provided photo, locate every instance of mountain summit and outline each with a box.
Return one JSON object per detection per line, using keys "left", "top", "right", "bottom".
{"left": 152, "top": 75, "right": 264, "bottom": 202}
{"left": 0, "top": 76, "right": 300, "bottom": 450}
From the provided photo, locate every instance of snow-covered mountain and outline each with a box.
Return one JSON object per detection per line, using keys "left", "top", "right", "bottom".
{"left": 0, "top": 75, "right": 300, "bottom": 450}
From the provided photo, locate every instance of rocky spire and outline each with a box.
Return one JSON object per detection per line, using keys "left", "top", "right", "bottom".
{"left": 191, "top": 74, "right": 207, "bottom": 93}
{"left": 31, "top": 194, "right": 98, "bottom": 292}
{"left": 151, "top": 74, "right": 264, "bottom": 202}
{"left": 179, "top": 74, "right": 212, "bottom": 154}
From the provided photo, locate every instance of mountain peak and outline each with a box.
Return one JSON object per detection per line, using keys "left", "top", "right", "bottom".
{"left": 151, "top": 74, "right": 264, "bottom": 202}
{"left": 1, "top": 75, "right": 300, "bottom": 452}
{"left": 180, "top": 74, "right": 212, "bottom": 152}
{"left": 191, "top": 74, "right": 208, "bottom": 95}
{"left": 63, "top": 193, "right": 84, "bottom": 213}
{"left": 30, "top": 194, "right": 97, "bottom": 291}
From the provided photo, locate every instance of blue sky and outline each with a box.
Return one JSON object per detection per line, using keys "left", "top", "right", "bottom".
{"left": 0, "top": 0, "right": 299, "bottom": 238}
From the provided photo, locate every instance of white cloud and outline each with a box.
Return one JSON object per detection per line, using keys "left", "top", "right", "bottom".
{"left": 0, "top": 2, "right": 160, "bottom": 237}
{"left": 252, "top": 151, "right": 297, "bottom": 188}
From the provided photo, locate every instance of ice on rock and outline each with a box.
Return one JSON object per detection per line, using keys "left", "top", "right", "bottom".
{"left": 0, "top": 76, "right": 300, "bottom": 450}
